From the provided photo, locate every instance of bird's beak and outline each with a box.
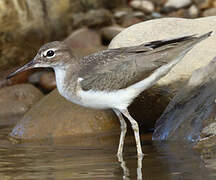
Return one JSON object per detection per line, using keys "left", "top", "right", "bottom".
{"left": 6, "top": 59, "right": 36, "bottom": 79}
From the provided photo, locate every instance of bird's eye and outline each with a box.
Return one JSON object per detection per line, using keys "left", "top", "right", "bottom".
{"left": 46, "top": 50, "right": 55, "bottom": 57}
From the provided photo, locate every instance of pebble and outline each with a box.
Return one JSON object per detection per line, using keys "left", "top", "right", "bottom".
{"left": 165, "top": 0, "right": 192, "bottom": 9}
{"left": 130, "top": 0, "right": 155, "bottom": 13}
{"left": 189, "top": 5, "right": 199, "bottom": 18}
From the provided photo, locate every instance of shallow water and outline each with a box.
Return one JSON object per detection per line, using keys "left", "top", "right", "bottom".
{"left": 0, "top": 126, "right": 215, "bottom": 180}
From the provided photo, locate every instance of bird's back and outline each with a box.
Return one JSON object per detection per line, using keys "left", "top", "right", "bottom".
{"left": 78, "top": 32, "right": 212, "bottom": 91}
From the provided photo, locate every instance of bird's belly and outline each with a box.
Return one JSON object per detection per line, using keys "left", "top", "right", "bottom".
{"left": 78, "top": 88, "right": 138, "bottom": 109}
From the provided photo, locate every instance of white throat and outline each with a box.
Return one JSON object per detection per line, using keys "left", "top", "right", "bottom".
{"left": 54, "top": 67, "right": 68, "bottom": 95}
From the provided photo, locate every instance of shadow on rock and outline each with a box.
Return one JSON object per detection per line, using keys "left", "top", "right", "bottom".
{"left": 153, "top": 56, "right": 216, "bottom": 142}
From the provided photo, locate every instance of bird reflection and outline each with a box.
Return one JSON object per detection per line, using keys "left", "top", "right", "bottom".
{"left": 117, "top": 154, "right": 143, "bottom": 180}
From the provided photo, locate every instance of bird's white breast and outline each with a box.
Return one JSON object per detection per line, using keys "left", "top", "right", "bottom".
{"left": 78, "top": 88, "right": 138, "bottom": 110}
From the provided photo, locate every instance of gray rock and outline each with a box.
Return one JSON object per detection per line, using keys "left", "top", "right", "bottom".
{"left": 152, "top": 57, "right": 216, "bottom": 141}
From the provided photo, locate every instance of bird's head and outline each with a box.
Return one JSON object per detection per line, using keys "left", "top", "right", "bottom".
{"left": 7, "top": 41, "right": 75, "bottom": 79}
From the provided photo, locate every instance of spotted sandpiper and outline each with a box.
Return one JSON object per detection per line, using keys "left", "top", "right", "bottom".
{"left": 7, "top": 31, "right": 212, "bottom": 157}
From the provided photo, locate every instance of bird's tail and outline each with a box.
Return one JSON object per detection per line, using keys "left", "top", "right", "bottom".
{"left": 130, "top": 31, "right": 213, "bottom": 93}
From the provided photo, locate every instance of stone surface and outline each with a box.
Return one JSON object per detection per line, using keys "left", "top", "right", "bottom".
{"left": 39, "top": 71, "right": 56, "bottom": 91}
{"left": 10, "top": 89, "right": 120, "bottom": 140}
{"left": 130, "top": 0, "right": 155, "bottom": 13}
{"left": 101, "top": 25, "right": 125, "bottom": 42}
{"left": 0, "top": 84, "right": 43, "bottom": 125}
{"left": 194, "top": 0, "right": 212, "bottom": 9}
{"left": 71, "top": 9, "right": 113, "bottom": 28}
{"left": 121, "top": 15, "right": 143, "bottom": 28}
{"left": 165, "top": 0, "right": 192, "bottom": 9}
{"left": 152, "top": 57, "right": 216, "bottom": 141}
{"left": 64, "top": 27, "right": 106, "bottom": 57}
{"left": 9, "top": 85, "right": 169, "bottom": 140}
{"left": 203, "top": 8, "right": 216, "bottom": 17}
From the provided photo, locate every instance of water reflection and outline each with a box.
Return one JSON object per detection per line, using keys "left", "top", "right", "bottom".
{"left": 0, "top": 127, "right": 215, "bottom": 179}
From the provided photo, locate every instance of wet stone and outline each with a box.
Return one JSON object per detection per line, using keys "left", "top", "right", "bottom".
{"left": 0, "top": 84, "right": 44, "bottom": 125}
{"left": 153, "top": 57, "right": 216, "bottom": 141}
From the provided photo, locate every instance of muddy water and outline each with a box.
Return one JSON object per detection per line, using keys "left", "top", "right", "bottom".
{"left": 0, "top": 126, "right": 215, "bottom": 180}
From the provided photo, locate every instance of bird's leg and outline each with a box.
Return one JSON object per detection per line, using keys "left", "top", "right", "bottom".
{"left": 117, "top": 153, "right": 130, "bottom": 180}
{"left": 113, "top": 108, "right": 127, "bottom": 156}
{"left": 119, "top": 109, "right": 143, "bottom": 157}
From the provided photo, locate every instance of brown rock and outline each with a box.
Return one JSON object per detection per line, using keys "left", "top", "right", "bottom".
{"left": 0, "top": 84, "right": 44, "bottom": 125}
{"left": 121, "top": 16, "right": 143, "bottom": 28}
{"left": 71, "top": 9, "right": 113, "bottom": 28}
{"left": 203, "top": 8, "right": 216, "bottom": 17}
{"left": 39, "top": 71, "right": 56, "bottom": 91}
{"left": 10, "top": 89, "right": 119, "bottom": 141}
{"left": 101, "top": 26, "right": 125, "bottom": 42}
{"left": 194, "top": 0, "right": 212, "bottom": 9}
{"left": 64, "top": 27, "right": 106, "bottom": 57}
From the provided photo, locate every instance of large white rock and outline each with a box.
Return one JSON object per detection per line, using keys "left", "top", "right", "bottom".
{"left": 109, "top": 17, "right": 216, "bottom": 88}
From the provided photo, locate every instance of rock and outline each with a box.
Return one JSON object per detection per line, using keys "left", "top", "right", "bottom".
{"left": 203, "top": 8, "right": 216, "bottom": 17}
{"left": 0, "top": 84, "right": 43, "bottom": 125}
{"left": 130, "top": 0, "right": 155, "bottom": 13}
{"left": 10, "top": 89, "right": 119, "bottom": 141}
{"left": 10, "top": 86, "right": 166, "bottom": 141}
{"left": 101, "top": 26, "right": 125, "bottom": 42}
{"left": 0, "top": 67, "right": 32, "bottom": 88}
{"left": 121, "top": 16, "right": 143, "bottom": 28}
{"left": 71, "top": 9, "right": 113, "bottom": 28}
{"left": 39, "top": 71, "right": 56, "bottom": 91}
{"left": 109, "top": 17, "right": 216, "bottom": 127}
{"left": 165, "top": 0, "right": 192, "bottom": 9}
{"left": 152, "top": 56, "right": 216, "bottom": 141}
{"left": 151, "top": 12, "right": 163, "bottom": 19}
{"left": 28, "top": 71, "right": 44, "bottom": 85}
{"left": 64, "top": 27, "right": 106, "bottom": 57}
{"left": 194, "top": 0, "right": 212, "bottom": 10}
{"left": 189, "top": 5, "right": 199, "bottom": 18}
{"left": 167, "top": 9, "right": 190, "bottom": 18}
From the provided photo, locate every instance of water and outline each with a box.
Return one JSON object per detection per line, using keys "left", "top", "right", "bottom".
{"left": 0, "top": 126, "right": 215, "bottom": 180}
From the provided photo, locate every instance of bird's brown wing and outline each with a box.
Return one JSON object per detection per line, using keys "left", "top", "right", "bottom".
{"left": 78, "top": 34, "right": 200, "bottom": 91}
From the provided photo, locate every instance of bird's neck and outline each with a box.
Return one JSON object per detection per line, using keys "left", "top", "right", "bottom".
{"left": 53, "top": 64, "right": 79, "bottom": 99}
